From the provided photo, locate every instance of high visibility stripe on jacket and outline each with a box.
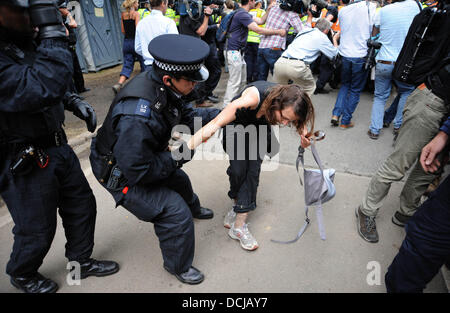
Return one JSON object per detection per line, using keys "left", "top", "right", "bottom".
{"left": 165, "top": 7, "right": 178, "bottom": 26}
{"left": 138, "top": 8, "right": 150, "bottom": 20}
{"left": 247, "top": 8, "right": 265, "bottom": 44}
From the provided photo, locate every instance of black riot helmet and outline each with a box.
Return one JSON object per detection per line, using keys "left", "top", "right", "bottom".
{"left": 0, "top": 0, "right": 30, "bottom": 8}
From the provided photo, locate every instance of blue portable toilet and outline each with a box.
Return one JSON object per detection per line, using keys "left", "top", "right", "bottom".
{"left": 69, "top": 0, "right": 124, "bottom": 72}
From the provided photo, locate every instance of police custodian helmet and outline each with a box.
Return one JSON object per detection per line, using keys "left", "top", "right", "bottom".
{"left": 148, "top": 34, "right": 210, "bottom": 83}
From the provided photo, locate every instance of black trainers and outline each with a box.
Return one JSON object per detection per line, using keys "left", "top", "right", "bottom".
{"left": 355, "top": 206, "right": 379, "bottom": 243}
{"left": 392, "top": 211, "right": 411, "bottom": 227}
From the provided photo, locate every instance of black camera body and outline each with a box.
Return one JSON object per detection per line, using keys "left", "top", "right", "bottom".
{"left": 364, "top": 39, "right": 382, "bottom": 71}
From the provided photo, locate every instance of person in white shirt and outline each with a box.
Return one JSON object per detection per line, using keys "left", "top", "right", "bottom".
{"left": 273, "top": 18, "right": 339, "bottom": 97}
{"left": 135, "top": 0, "right": 178, "bottom": 68}
{"left": 330, "top": 0, "right": 377, "bottom": 128}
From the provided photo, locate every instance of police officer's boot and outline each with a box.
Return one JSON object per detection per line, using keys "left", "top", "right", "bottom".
{"left": 10, "top": 273, "right": 58, "bottom": 293}
{"left": 79, "top": 258, "right": 120, "bottom": 279}
{"left": 164, "top": 265, "right": 205, "bottom": 285}
{"left": 192, "top": 207, "right": 214, "bottom": 219}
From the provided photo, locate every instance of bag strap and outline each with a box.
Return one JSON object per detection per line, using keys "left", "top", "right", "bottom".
{"left": 271, "top": 141, "right": 327, "bottom": 244}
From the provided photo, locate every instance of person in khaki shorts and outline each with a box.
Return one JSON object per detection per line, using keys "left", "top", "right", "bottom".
{"left": 273, "top": 18, "right": 339, "bottom": 97}
{"left": 356, "top": 85, "right": 449, "bottom": 243}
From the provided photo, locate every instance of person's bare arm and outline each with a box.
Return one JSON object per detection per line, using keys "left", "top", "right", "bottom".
{"left": 248, "top": 22, "right": 286, "bottom": 37}
{"left": 196, "top": 7, "right": 213, "bottom": 37}
{"left": 188, "top": 87, "right": 260, "bottom": 149}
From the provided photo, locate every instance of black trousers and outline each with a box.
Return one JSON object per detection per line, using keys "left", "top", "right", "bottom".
{"left": 70, "top": 46, "right": 86, "bottom": 93}
{"left": 244, "top": 42, "right": 259, "bottom": 84}
{"left": 222, "top": 125, "right": 265, "bottom": 213}
{"left": 385, "top": 175, "right": 450, "bottom": 292}
{"left": 316, "top": 54, "right": 333, "bottom": 90}
{"left": 0, "top": 144, "right": 96, "bottom": 277}
{"left": 193, "top": 43, "right": 222, "bottom": 101}
{"left": 108, "top": 169, "right": 200, "bottom": 275}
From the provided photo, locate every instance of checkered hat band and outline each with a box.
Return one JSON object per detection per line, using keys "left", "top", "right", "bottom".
{"left": 154, "top": 60, "right": 201, "bottom": 72}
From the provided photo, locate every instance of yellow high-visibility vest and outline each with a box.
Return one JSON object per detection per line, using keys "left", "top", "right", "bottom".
{"left": 247, "top": 8, "right": 265, "bottom": 44}
{"left": 138, "top": 8, "right": 150, "bottom": 20}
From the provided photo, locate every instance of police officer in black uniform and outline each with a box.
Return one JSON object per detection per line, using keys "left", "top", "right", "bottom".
{"left": 90, "top": 34, "right": 220, "bottom": 285}
{"left": 0, "top": 0, "right": 119, "bottom": 293}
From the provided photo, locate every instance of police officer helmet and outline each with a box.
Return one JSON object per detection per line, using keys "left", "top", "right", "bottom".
{"left": 1, "top": 0, "right": 30, "bottom": 8}
{"left": 149, "top": 34, "right": 210, "bottom": 82}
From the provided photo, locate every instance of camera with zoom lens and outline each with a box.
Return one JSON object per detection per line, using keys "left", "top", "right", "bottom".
{"left": 364, "top": 39, "right": 382, "bottom": 71}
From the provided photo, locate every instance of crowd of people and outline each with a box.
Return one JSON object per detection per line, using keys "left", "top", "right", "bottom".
{"left": 0, "top": 0, "right": 449, "bottom": 293}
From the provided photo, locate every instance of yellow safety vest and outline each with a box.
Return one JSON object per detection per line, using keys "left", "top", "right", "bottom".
{"left": 138, "top": 8, "right": 150, "bottom": 20}
{"left": 247, "top": 8, "right": 265, "bottom": 44}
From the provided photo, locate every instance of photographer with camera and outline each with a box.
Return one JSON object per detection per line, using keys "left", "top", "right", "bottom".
{"left": 330, "top": 0, "right": 377, "bottom": 128}
{"left": 273, "top": 18, "right": 339, "bottom": 96}
{"left": 366, "top": 0, "right": 421, "bottom": 140}
{"left": 178, "top": 0, "right": 223, "bottom": 107}
{"left": 0, "top": 0, "right": 119, "bottom": 293}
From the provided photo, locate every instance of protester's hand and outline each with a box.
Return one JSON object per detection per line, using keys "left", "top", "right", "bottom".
{"left": 420, "top": 131, "right": 448, "bottom": 173}
{"left": 300, "top": 126, "right": 311, "bottom": 149}
{"left": 170, "top": 138, "right": 196, "bottom": 168}
{"left": 277, "top": 29, "right": 287, "bottom": 37}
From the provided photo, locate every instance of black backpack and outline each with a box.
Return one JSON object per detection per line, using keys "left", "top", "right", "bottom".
{"left": 393, "top": 3, "right": 450, "bottom": 86}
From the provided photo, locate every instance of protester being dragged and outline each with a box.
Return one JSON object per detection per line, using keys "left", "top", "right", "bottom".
{"left": 185, "top": 82, "right": 314, "bottom": 251}
{"left": 273, "top": 18, "right": 339, "bottom": 97}
{"left": 366, "top": 0, "right": 421, "bottom": 140}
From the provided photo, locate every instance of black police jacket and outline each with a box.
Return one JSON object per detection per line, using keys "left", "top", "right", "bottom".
{"left": 0, "top": 38, "right": 74, "bottom": 145}
{"left": 93, "top": 70, "right": 220, "bottom": 187}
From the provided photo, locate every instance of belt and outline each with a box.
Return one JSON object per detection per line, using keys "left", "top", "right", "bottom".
{"left": 282, "top": 56, "right": 305, "bottom": 62}
{"left": 271, "top": 47, "right": 283, "bottom": 51}
{"left": 7, "top": 131, "right": 66, "bottom": 153}
{"left": 377, "top": 60, "right": 395, "bottom": 65}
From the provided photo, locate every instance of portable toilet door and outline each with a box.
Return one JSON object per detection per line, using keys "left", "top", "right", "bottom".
{"left": 79, "top": 0, "right": 123, "bottom": 71}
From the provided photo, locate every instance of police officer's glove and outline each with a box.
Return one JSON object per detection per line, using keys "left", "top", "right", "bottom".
{"left": 71, "top": 97, "right": 97, "bottom": 133}
{"left": 171, "top": 139, "right": 195, "bottom": 168}
{"left": 30, "top": 0, "right": 67, "bottom": 40}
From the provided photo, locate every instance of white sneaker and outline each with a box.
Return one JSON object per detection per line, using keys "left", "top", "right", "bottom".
{"left": 228, "top": 223, "right": 259, "bottom": 251}
{"left": 223, "top": 209, "right": 236, "bottom": 229}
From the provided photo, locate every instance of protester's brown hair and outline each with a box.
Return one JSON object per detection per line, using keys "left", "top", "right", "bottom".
{"left": 259, "top": 84, "right": 315, "bottom": 136}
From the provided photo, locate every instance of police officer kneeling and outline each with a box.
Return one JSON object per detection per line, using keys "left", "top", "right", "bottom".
{"left": 0, "top": 0, "right": 119, "bottom": 293}
{"left": 90, "top": 34, "right": 220, "bottom": 285}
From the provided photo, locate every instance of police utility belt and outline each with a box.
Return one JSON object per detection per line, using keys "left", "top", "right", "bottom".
{"left": 98, "top": 154, "right": 127, "bottom": 191}
{"left": 8, "top": 131, "right": 65, "bottom": 176}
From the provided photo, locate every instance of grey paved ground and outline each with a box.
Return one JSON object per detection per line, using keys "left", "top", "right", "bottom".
{"left": 0, "top": 65, "right": 447, "bottom": 293}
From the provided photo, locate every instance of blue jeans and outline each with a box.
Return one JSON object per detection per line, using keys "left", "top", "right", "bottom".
{"left": 383, "top": 94, "right": 399, "bottom": 126}
{"left": 369, "top": 63, "right": 415, "bottom": 134}
{"left": 120, "top": 38, "right": 145, "bottom": 78}
{"left": 256, "top": 48, "right": 283, "bottom": 81}
{"left": 332, "top": 56, "right": 368, "bottom": 125}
